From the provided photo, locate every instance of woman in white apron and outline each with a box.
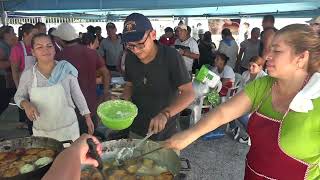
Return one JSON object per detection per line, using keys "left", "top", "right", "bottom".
{"left": 14, "top": 33, "right": 94, "bottom": 141}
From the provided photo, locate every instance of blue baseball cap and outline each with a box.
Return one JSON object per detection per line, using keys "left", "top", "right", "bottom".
{"left": 122, "top": 13, "right": 153, "bottom": 43}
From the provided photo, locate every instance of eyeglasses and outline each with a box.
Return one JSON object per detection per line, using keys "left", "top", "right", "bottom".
{"left": 125, "top": 31, "right": 150, "bottom": 50}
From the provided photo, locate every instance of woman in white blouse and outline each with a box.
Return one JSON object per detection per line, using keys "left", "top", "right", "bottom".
{"left": 14, "top": 33, "right": 94, "bottom": 141}
{"left": 229, "top": 56, "right": 267, "bottom": 144}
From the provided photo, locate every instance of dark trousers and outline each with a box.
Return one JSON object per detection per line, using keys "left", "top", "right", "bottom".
{"left": 106, "top": 65, "right": 118, "bottom": 72}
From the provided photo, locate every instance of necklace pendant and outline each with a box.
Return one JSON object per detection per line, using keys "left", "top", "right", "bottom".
{"left": 143, "top": 77, "right": 147, "bottom": 85}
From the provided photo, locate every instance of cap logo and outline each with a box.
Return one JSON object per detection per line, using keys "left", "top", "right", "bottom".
{"left": 124, "top": 21, "right": 136, "bottom": 33}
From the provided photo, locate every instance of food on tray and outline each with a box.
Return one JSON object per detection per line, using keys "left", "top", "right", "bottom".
{"left": 140, "top": 175, "right": 155, "bottom": 180}
{"left": 19, "top": 164, "right": 35, "bottom": 174}
{"left": 81, "top": 157, "right": 173, "bottom": 180}
{"left": 80, "top": 170, "right": 91, "bottom": 180}
{"left": 157, "top": 172, "right": 174, "bottom": 180}
{"left": 2, "top": 167, "right": 19, "bottom": 177}
{"left": 127, "top": 164, "right": 138, "bottom": 174}
{"left": 142, "top": 159, "right": 154, "bottom": 169}
{"left": 9, "top": 160, "right": 25, "bottom": 169}
{"left": 0, "top": 152, "right": 7, "bottom": 161}
{"left": 34, "top": 157, "right": 53, "bottom": 167}
{"left": 21, "top": 154, "right": 38, "bottom": 163}
{"left": 91, "top": 168, "right": 103, "bottom": 180}
{"left": 14, "top": 148, "right": 26, "bottom": 156}
{"left": 102, "top": 161, "right": 111, "bottom": 171}
{"left": 38, "top": 149, "right": 56, "bottom": 158}
{"left": 0, "top": 147, "right": 57, "bottom": 178}
{"left": 25, "top": 148, "right": 44, "bottom": 155}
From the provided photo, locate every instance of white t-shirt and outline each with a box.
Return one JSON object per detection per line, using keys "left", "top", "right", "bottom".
{"left": 212, "top": 65, "right": 235, "bottom": 82}
{"left": 239, "top": 70, "right": 267, "bottom": 91}
{"left": 218, "top": 40, "right": 239, "bottom": 69}
{"left": 240, "top": 39, "right": 260, "bottom": 69}
{"left": 175, "top": 37, "right": 199, "bottom": 71}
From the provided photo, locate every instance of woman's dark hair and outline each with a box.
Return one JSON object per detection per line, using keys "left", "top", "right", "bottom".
{"left": 215, "top": 52, "right": 229, "bottom": 65}
{"left": 0, "top": 26, "right": 14, "bottom": 39}
{"left": 249, "top": 56, "right": 264, "bottom": 66}
{"left": 31, "top": 33, "right": 51, "bottom": 48}
{"left": 18, "top": 23, "right": 35, "bottom": 41}
{"left": 80, "top": 33, "right": 96, "bottom": 46}
{"left": 221, "top": 28, "right": 232, "bottom": 37}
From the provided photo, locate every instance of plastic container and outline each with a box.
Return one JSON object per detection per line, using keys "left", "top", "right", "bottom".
{"left": 195, "top": 65, "right": 220, "bottom": 88}
{"left": 202, "top": 128, "right": 225, "bottom": 140}
{"left": 97, "top": 100, "right": 138, "bottom": 130}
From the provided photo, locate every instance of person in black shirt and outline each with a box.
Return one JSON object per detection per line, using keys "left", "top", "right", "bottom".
{"left": 121, "top": 13, "right": 195, "bottom": 141}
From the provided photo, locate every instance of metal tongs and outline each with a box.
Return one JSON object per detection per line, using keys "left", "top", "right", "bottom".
{"left": 87, "top": 138, "right": 106, "bottom": 179}
{"left": 115, "top": 132, "right": 154, "bottom": 162}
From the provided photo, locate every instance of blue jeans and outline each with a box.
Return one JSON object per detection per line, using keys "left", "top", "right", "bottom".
{"left": 229, "top": 113, "right": 250, "bottom": 130}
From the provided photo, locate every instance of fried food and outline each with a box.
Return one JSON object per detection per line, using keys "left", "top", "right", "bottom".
{"left": 19, "top": 164, "right": 35, "bottom": 174}
{"left": 80, "top": 170, "right": 91, "bottom": 180}
{"left": 142, "top": 159, "right": 154, "bottom": 169}
{"left": 34, "top": 157, "right": 53, "bottom": 167}
{"left": 102, "top": 161, "right": 111, "bottom": 170}
{"left": 123, "top": 175, "right": 137, "bottom": 180}
{"left": 3, "top": 152, "right": 17, "bottom": 163}
{"left": 38, "top": 149, "right": 56, "bottom": 158}
{"left": 14, "top": 148, "right": 26, "bottom": 156}
{"left": 127, "top": 164, "right": 138, "bottom": 174}
{"left": 156, "top": 172, "right": 174, "bottom": 180}
{"left": 141, "top": 175, "right": 155, "bottom": 180}
{"left": 113, "top": 169, "right": 127, "bottom": 177}
{"left": 2, "top": 167, "right": 19, "bottom": 177}
{"left": 0, "top": 152, "right": 8, "bottom": 161}
{"left": 9, "top": 160, "right": 25, "bottom": 169}
{"left": 0, "top": 162, "right": 8, "bottom": 176}
{"left": 91, "top": 171, "right": 103, "bottom": 180}
{"left": 25, "top": 148, "right": 44, "bottom": 155}
{"left": 21, "top": 154, "right": 38, "bottom": 163}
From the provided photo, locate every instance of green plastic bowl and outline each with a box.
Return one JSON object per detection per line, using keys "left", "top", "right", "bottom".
{"left": 97, "top": 100, "right": 138, "bottom": 130}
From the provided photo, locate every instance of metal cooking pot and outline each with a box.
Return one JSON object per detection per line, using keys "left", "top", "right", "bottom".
{"left": 0, "top": 136, "right": 72, "bottom": 180}
{"left": 83, "top": 139, "right": 191, "bottom": 178}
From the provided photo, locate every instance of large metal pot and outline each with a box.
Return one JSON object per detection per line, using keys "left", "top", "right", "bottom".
{"left": 84, "top": 139, "right": 191, "bottom": 178}
{"left": 0, "top": 136, "right": 72, "bottom": 180}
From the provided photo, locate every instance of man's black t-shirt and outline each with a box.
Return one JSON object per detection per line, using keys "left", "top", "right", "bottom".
{"left": 125, "top": 44, "right": 191, "bottom": 140}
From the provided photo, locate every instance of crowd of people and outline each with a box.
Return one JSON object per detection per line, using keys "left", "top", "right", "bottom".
{"left": 0, "top": 12, "right": 319, "bottom": 180}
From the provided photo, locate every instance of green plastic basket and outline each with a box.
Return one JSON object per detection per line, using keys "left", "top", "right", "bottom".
{"left": 97, "top": 100, "right": 138, "bottom": 130}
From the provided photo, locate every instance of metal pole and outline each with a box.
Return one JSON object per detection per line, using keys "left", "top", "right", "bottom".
{"left": 1, "top": 1, "right": 6, "bottom": 25}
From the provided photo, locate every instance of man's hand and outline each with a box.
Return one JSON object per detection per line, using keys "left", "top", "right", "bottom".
{"left": 148, "top": 113, "right": 168, "bottom": 134}
{"left": 178, "top": 49, "right": 185, "bottom": 56}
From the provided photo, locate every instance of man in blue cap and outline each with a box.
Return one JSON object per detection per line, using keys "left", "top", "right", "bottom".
{"left": 121, "top": 13, "right": 195, "bottom": 141}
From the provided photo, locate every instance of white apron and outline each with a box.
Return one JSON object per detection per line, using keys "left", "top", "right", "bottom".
{"left": 30, "top": 65, "right": 80, "bottom": 141}
{"left": 20, "top": 41, "right": 36, "bottom": 71}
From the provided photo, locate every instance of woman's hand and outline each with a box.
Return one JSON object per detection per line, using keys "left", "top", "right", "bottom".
{"left": 69, "top": 134, "right": 102, "bottom": 167}
{"left": 164, "top": 129, "right": 199, "bottom": 150}
{"left": 85, "top": 115, "right": 94, "bottom": 135}
{"left": 22, "top": 101, "right": 40, "bottom": 121}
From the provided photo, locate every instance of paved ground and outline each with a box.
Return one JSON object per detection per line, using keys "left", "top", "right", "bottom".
{"left": 0, "top": 105, "right": 249, "bottom": 180}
